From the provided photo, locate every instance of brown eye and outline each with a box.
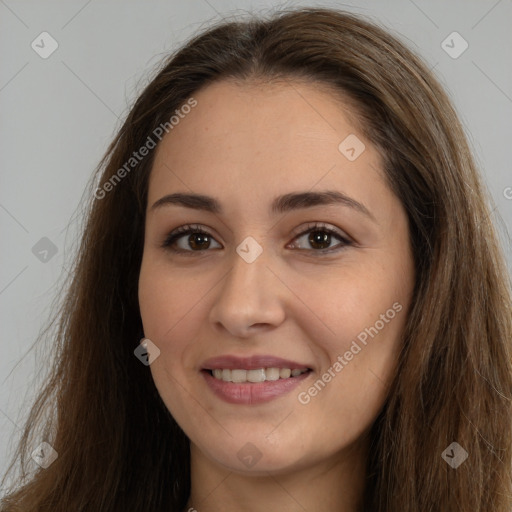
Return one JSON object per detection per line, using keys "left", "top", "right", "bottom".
{"left": 162, "top": 225, "right": 222, "bottom": 253}
{"left": 289, "top": 223, "right": 352, "bottom": 253}
{"left": 188, "top": 233, "right": 212, "bottom": 250}
{"left": 308, "top": 230, "right": 332, "bottom": 250}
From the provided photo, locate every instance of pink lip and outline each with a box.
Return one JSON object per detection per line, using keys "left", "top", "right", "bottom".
{"left": 201, "top": 355, "right": 311, "bottom": 371}
{"left": 200, "top": 354, "right": 313, "bottom": 405}
{"left": 202, "top": 369, "right": 311, "bottom": 404}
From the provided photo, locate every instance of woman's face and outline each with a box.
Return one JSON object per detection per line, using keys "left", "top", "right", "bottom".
{"left": 138, "top": 79, "right": 415, "bottom": 474}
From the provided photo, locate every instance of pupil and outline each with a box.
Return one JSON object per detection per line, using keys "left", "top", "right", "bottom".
{"left": 189, "top": 233, "right": 210, "bottom": 250}
{"left": 309, "top": 231, "right": 330, "bottom": 249}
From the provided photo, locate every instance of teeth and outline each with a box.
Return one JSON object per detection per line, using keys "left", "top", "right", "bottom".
{"left": 231, "top": 369, "right": 247, "bottom": 383}
{"left": 210, "top": 367, "right": 308, "bottom": 383}
{"left": 279, "top": 368, "right": 291, "bottom": 379}
{"left": 247, "top": 369, "right": 266, "bottom": 382}
{"left": 265, "top": 368, "right": 280, "bottom": 381}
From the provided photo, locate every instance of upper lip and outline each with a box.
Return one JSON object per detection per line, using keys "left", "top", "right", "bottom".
{"left": 201, "top": 355, "right": 312, "bottom": 371}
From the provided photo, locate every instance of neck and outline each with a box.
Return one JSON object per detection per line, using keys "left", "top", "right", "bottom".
{"left": 185, "top": 438, "right": 369, "bottom": 512}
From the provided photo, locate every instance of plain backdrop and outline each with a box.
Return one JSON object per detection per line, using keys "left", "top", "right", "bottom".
{"left": 1, "top": 0, "right": 511, "bottom": 480}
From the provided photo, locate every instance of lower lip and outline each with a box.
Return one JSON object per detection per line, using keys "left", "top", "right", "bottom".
{"left": 202, "top": 370, "right": 311, "bottom": 404}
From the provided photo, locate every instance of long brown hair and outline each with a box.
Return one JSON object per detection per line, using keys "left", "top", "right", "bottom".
{"left": 2, "top": 7, "right": 511, "bottom": 512}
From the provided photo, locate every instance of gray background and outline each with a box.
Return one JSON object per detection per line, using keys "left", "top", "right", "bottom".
{"left": 1, "top": 0, "right": 511, "bottom": 480}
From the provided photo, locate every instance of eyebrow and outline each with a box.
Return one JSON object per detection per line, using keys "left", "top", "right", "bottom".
{"left": 150, "top": 190, "right": 376, "bottom": 222}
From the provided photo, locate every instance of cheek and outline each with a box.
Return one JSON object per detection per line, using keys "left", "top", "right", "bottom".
{"left": 139, "top": 255, "right": 201, "bottom": 343}
{"left": 290, "top": 256, "right": 408, "bottom": 350}
{"left": 138, "top": 261, "right": 197, "bottom": 419}
{"left": 293, "top": 306, "right": 406, "bottom": 451}
{"left": 138, "top": 256, "right": 211, "bottom": 394}
{"left": 289, "top": 257, "right": 410, "bottom": 427}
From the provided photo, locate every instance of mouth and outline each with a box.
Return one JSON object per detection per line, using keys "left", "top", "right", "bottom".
{"left": 204, "top": 367, "right": 311, "bottom": 383}
{"left": 200, "top": 355, "right": 313, "bottom": 404}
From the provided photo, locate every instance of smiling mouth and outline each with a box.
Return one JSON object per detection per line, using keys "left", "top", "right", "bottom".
{"left": 205, "top": 367, "right": 311, "bottom": 383}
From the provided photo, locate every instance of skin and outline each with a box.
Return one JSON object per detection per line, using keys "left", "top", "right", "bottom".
{"left": 138, "top": 79, "right": 415, "bottom": 512}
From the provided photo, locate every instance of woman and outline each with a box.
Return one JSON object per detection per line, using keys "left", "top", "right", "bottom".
{"left": 2, "top": 7, "right": 511, "bottom": 512}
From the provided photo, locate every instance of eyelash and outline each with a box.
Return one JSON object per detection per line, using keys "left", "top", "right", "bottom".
{"left": 161, "top": 222, "right": 353, "bottom": 256}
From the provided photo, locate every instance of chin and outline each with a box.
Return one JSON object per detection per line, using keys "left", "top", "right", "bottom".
{"left": 194, "top": 432, "right": 314, "bottom": 476}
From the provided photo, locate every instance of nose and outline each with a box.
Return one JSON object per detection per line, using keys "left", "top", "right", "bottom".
{"left": 208, "top": 246, "right": 286, "bottom": 338}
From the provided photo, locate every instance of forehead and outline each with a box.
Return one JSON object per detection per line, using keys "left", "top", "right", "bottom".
{"left": 148, "top": 79, "right": 387, "bottom": 215}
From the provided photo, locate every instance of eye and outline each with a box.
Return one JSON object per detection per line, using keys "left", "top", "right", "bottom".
{"left": 162, "top": 224, "right": 222, "bottom": 253}
{"left": 161, "top": 222, "right": 352, "bottom": 255}
{"left": 288, "top": 222, "right": 352, "bottom": 253}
